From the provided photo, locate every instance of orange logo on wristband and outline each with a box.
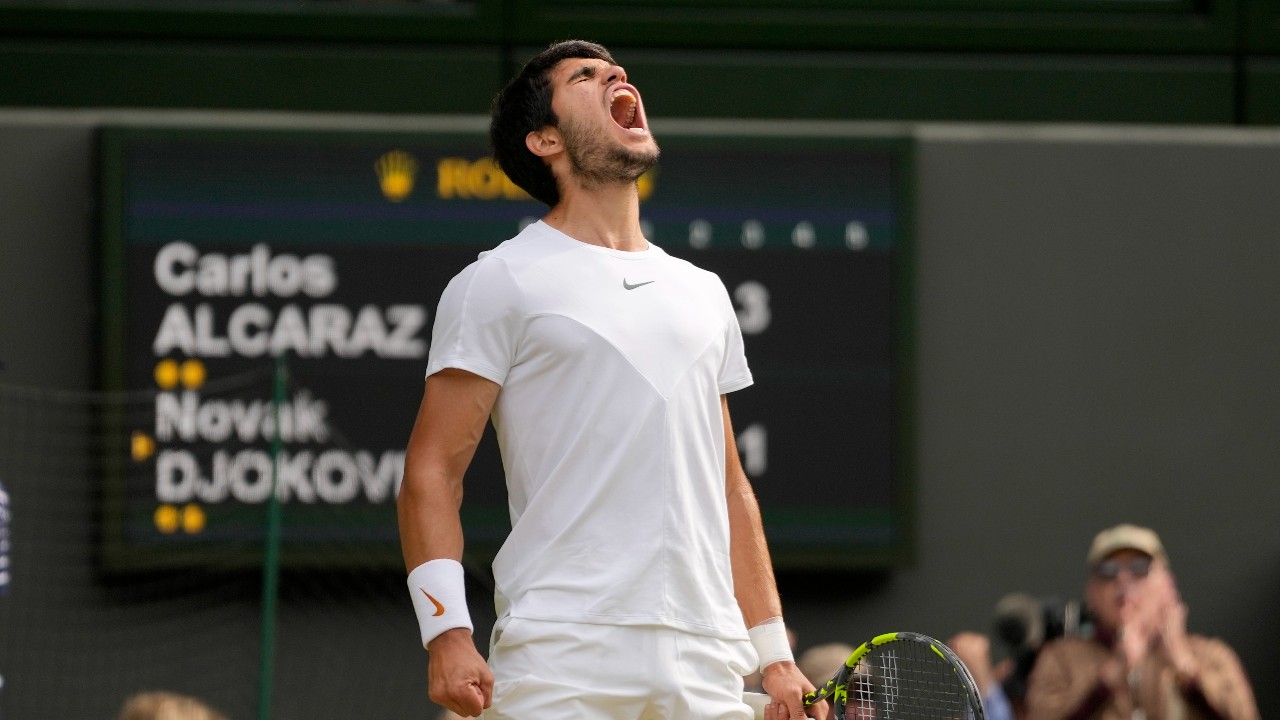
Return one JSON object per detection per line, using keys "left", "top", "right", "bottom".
{"left": 420, "top": 588, "right": 446, "bottom": 616}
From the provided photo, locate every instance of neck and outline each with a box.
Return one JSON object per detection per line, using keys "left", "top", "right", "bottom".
{"left": 543, "top": 182, "right": 647, "bottom": 251}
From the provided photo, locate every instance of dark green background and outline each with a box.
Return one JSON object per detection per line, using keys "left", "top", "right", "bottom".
{"left": 1, "top": 0, "right": 1278, "bottom": 123}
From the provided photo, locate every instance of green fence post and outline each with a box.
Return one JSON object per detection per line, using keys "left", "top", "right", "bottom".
{"left": 258, "top": 354, "right": 287, "bottom": 720}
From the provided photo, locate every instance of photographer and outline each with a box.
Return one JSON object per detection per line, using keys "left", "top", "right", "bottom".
{"left": 1023, "top": 524, "right": 1258, "bottom": 720}
{"left": 990, "top": 591, "right": 1089, "bottom": 717}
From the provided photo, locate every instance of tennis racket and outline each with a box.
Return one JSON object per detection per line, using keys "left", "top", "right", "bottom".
{"left": 743, "top": 631, "right": 985, "bottom": 720}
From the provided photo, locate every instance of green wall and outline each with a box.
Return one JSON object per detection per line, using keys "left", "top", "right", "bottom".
{"left": 1, "top": 0, "right": 1277, "bottom": 123}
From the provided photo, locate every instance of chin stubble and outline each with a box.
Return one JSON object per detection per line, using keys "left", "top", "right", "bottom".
{"left": 561, "top": 118, "right": 660, "bottom": 190}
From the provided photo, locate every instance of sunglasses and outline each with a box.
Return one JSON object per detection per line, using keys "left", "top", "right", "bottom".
{"left": 1090, "top": 556, "right": 1153, "bottom": 580}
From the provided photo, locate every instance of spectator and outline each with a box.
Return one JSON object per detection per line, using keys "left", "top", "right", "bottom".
{"left": 797, "top": 642, "right": 854, "bottom": 688}
{"left": 1024, "top": 524, "right": 1259, "bottom": 720}
{"left": 0, "top": 478, "right": 9, "bottom": 717}
{"left": 117, "top": 691, "right": 228, "bottom": 720}
{"left": 948, "top": 631, "right": 1016, "bottom": 720}
{"left": 0, "top": 479, "right": 9, "bottom": 597}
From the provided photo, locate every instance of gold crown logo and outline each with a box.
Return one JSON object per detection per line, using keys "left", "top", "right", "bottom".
{"left": 375, "top": 150, "right": 419, "bottom": 202}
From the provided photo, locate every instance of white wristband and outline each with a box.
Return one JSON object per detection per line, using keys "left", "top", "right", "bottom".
{"left": 407, "top": 559, "right": 474, "bottom": 648}
{"left": 748, "top": 617, "right": 793, "bottom": 671}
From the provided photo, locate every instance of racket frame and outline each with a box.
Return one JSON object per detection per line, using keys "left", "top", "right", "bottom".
{"left": 804, "top": 631, "right": 986, "bottom": 719}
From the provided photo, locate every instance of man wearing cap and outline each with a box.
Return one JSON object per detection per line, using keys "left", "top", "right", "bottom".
{"left": 1024, "top": 524, "right": 1258, "bottom": 720}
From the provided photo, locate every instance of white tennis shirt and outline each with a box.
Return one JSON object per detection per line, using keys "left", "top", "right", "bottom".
{"left": 426, "top": 221, "right": 754, "bottom": 639}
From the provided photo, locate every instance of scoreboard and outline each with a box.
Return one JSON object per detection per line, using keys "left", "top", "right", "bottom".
{"left": 98, "top": 121, "right": 914, "bottom": 570}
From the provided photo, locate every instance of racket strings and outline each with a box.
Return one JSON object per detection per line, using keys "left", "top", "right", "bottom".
{"left": 835, "top": 641, "right": 977, "bottom": 720}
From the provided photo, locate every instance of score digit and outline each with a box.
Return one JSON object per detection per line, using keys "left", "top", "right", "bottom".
{"left": 733, "top": 281, "right": 771, "bottom": 335}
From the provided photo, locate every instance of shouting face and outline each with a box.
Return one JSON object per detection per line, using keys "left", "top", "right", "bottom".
{"left": 545, "top": 57, "right": 659, "bottom": 191}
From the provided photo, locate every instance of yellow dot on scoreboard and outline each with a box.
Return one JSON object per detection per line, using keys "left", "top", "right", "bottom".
{"left": 132, "top": 430, "right": 156, "bottom": 458}
{"left": 154, "top": 504, "right": 179, "bottom": 534}
{"left": 130, "top": 431, "right": 156, "bottom": 461}
{"left": 181, "top": 503, "right": 206, "bottom": 534}
{"left": 154, "top": 359, "right": 179, "bottom": 389}
{"left": 180, "top": 359, "right": 206, "bottom": 389}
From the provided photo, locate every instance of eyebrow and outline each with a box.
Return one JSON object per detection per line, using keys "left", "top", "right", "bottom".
{"left": 564, "top": 63, "right": 601, "bottom": 84}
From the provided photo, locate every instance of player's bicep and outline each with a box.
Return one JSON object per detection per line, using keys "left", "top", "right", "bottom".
{"left": 404, "top": 368, "right": 500, "bottom": 490}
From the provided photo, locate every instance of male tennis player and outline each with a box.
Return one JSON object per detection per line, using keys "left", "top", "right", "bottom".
{"left": 397, "top": 40, "right": 824, "bottom": 720}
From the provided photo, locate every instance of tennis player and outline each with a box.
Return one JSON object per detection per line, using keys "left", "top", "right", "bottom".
{"left": 397, "top": 40, "right": 823, "bottom": 720}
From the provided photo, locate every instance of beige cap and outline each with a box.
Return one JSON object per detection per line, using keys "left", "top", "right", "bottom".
{"left": 1086, "top": 523, "right": 1167, "bottom": 567}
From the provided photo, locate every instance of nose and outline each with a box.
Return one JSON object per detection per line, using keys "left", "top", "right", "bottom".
{"left": 605, "top": 64, "right": 627, "bottom": 85}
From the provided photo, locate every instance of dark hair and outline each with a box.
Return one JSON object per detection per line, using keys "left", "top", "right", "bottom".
{"left": 489, "top": 40, "right": 616, "bottom": 207}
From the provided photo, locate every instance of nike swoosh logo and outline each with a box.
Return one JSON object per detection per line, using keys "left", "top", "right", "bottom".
{"left": 420, "top": 588, "right": 445, "bottom": 616}
{"left": 623, "top": 279, "right": 655, "bottom": 290}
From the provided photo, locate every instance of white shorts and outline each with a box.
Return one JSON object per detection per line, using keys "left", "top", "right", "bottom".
{"left": 484, "top": 618, "right": 758, "bottom": 720}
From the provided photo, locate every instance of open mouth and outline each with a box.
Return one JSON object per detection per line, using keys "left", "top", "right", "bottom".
{"left": 609, "top": 87, "right": 643, "bottom": 132}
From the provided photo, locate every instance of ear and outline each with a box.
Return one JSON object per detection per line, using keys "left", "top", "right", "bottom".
{"left": 525, "top": 126, "right": 563, "bottom": 158}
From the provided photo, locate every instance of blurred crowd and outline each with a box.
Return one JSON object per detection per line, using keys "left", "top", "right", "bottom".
{"left": 117, "top": 523, "right": 1260, "bottom": 720}
{"left": 945, "top": 523, "right": 1259, "bottom": 720}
